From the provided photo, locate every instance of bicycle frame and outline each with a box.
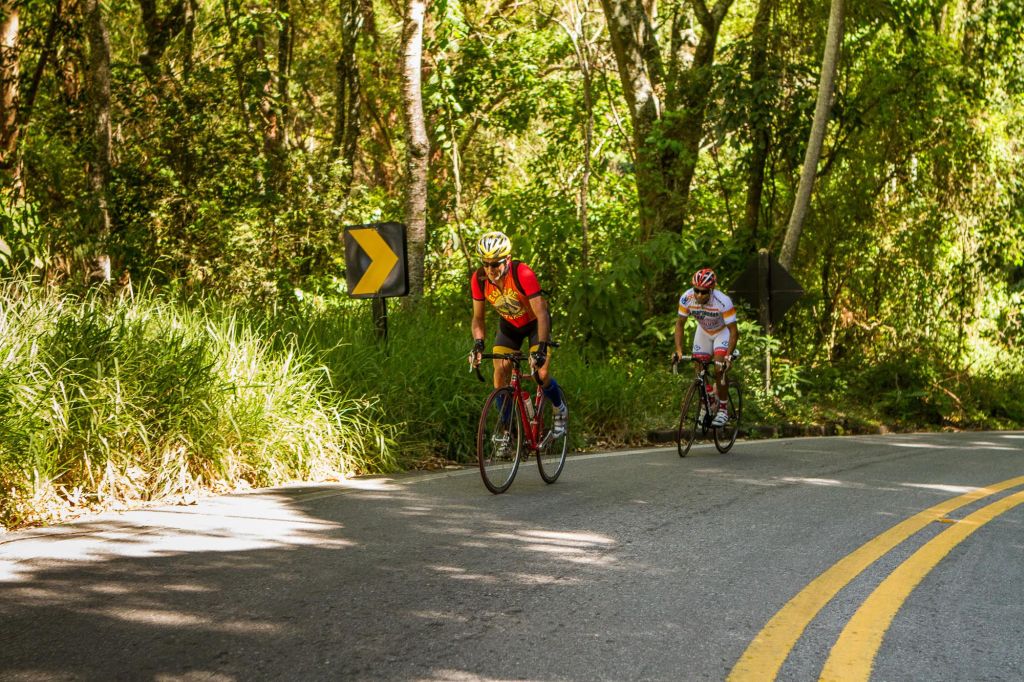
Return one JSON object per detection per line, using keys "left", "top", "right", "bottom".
{"left": 477, "top": 353, "right": 549, "bottom": 451}
{"left": 675, "top": 355, "right": 726, "bottom": 424}
{"left": 673, "top": 352, "right": 742, "bottom": 457}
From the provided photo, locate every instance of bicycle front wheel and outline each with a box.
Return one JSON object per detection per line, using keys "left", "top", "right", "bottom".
{"left": 477, "top": 387, "right": 523, "bottom": 494}
{"left": 676, "top": 382, "right": 703, "bottom": 457}
{"left": 713, "top": 378, "right": 742, "bottom": 453}
{"left": 536, "top": 395, "right": 568, "bottom": 483}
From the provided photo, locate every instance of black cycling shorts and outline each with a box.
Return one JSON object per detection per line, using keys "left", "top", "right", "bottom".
{"left": 493, "top": 318, "right": 541, "bottom": 353}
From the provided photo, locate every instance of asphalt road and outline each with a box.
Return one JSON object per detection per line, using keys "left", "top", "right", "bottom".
{"left": 2, "top": 431, "right": 1023, "bottom": 681}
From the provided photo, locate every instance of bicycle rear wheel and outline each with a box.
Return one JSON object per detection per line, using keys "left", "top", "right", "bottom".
{"left": 536, "top": 395, "right": 568, "bottom": 483}
{"left": 676, "top": 382, "right": 703, "bottom": 457}
{"left": 713, "top": 378, "right": 742, "bottom": 453}
{"left": 477, "top": 387, "right": 523, "bottom": 494}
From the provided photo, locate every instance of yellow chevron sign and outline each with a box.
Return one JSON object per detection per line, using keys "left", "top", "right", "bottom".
{"left": 343, "top": 223, "right": 408, "bottom": 298}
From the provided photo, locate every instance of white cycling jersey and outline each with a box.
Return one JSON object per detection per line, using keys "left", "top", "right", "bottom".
{"left": 678, "top": 288, "right": 737, "bottom": 333}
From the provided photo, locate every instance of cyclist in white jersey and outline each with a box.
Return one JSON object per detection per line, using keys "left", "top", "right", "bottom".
{"left": 673, "top": 267, "right": 739, "bottom": 427}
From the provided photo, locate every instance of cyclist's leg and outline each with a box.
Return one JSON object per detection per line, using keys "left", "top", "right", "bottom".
{"left": 492, "top": 319, "right": 525, "bottom": 389}
{"left": 711, "top": 328, "right": 731, "bottom": 402}
{"left": 709, "top": 329, "right": 732, "bottom": 426}
{"left": 692, "top": 326, "right": 714, "bottom": 376}
{"left": 527, "top": 325, "right": 564, "bottom": 408}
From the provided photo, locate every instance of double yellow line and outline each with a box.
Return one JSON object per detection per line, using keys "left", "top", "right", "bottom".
{"left": 728, "top": 475, "right": 1024, "bottom": 682}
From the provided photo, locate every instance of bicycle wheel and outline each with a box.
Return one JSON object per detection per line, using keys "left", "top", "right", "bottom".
{"left": 676, "top": 382, "right": 703, "bottom": 457}
{"left": 713, "top": 378, "right": 743, "bottom": 453}
{"left": 477, "top": 387, "right": 523, "bottom": 494}
{"left": 536, "top": 394, "right": 568, "bottom": 483}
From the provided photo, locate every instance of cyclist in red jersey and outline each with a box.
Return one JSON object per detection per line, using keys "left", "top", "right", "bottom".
{"left": 469, "top": 231, "right": 568, "bottom": 436}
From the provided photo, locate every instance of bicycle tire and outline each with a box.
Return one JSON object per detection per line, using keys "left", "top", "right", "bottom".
{"left": 477, "top": 387, "right": 523, "bottom": 494}
{"left": 536, "top": 394, "right": 568, "bottom": 483}
{"left": 676, "top": 381, "right": 703, "bottom": 457}
{"left": 713, "top": 378, "right": 742, "bottom": 453}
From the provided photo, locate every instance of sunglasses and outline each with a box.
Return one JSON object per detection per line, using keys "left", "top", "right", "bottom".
{"left": 694, "top": 287, "right": 711, "bottom": 296}
{"left": 482, "top": 260, "right": 505, "bottom": 269}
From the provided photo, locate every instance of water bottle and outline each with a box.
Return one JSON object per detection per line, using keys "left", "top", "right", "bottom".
{"left": 522, "top": 391, "right": 535, "bottom": 420}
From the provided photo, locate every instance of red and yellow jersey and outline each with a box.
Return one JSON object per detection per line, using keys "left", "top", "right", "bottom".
{"left": 471, "top": 262, "right": 542, "bottom": 328}
{"left": 678, "top": 288, "right": 737, "bottom": 333}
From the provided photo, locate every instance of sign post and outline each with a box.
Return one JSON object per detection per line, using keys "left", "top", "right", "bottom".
{"left": 729, "top": 249, "right": 805, "bottom": 392}
{"left": 343, "top": 222, "right": 409, "bottom": 342}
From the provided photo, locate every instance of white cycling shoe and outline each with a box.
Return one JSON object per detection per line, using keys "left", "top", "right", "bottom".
{"left": 551, "top": 403, "right": 568, "bottom": 437}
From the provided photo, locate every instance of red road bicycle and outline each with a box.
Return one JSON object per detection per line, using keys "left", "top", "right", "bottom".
{"left": 473, "top": 346, "right": 568, "bottom": 494}
{"left": 672, "top": 352, "right": 742, "bottom": 457}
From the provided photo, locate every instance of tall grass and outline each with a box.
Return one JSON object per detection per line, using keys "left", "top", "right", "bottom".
{"left": 7, "top": 283, "right": 1016, "bottom": 530}
{"left": 0, "top": 283, "right": 396, "bottom": 529}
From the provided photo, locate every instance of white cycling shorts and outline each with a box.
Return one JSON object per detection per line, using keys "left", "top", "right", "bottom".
{"left": 692, "top": 326, "right": 730, "bottom": 360}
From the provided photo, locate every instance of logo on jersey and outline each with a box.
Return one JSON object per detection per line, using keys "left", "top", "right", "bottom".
{"left": 487, "top": 286, "right": 525, "bottom": 319}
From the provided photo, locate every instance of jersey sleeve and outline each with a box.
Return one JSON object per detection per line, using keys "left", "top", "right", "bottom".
{"left": 677, "top": 291, "right": 691, "bottom": 317}
{"left": 718, "top": 292, "right": 737, "bottom": 324}
{"left": 470, "top": 271, "right": 485, "bottom": 301}
{"left": 515, "top": 263, "right": 542, "bottom": 298}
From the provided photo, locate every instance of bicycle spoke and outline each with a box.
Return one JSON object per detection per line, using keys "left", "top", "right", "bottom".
{"left": 713, "top": 378, "right": 742, "bottom": 453}
{"left": 676, "top": 382, "right": 702, "bottom": 457}
{"left": 477, "top": 387, "right": 522, "bottom": 493}
{"left": 537, "top": 394, "right": 567, "bottom": 483}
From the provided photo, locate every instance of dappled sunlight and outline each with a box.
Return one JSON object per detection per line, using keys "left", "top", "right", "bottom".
{"left": 968, "top": 441, "right": 1020, "bottom": 451}
{"left": 779, "top": 477, "right": 846, "bottom": 487}
{"left": 901, "top": 482, "right": 978, "bottom": 494}
{"left": 409, "top": 610, "right": 469, "bottom": 624}
{"left": 0, "top": 495, "right": 350, "bottom": 583}
{"left": 482, "top": 528, "right": 617, "bottom": 566}
{"left": 888, "top": 442, "right": 955, "bottom": 449}
{"left": 89, "top": 607, "right": 283, "bottom": 634}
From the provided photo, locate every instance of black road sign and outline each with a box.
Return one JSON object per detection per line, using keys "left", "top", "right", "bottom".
{"left": 343, "top": 222, "right": 408, "bottom": 298}
{"left": 729, "top": 251, "right": 804, "bottom": 327}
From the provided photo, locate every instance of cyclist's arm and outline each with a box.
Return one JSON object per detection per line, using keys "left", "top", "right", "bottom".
{"left": 726, "top": 321, "right": 738, "bottom": 357}
{"left": 471, "top": 299, "right": 487, "bottom": 344}
{"left": 674, "top": 314, "right": 688, "bottom": 357}
{"left": 528, "top": 295, "right": 551, "bottom": 343}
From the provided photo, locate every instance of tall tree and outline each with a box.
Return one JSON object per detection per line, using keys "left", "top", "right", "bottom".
{"left": 600, "top": 0, "right": 734, "bottom": 238}
{"left": 137, "top": 0, "right": 186, "bottom": 81}
{"left": 554, "top": 0, "right": 599, "bottom": 270}
{"left": 401, "top": 0, "right": 428, "bottom": 298}
{"left": 742, "top": 0, "right": 774, "bottom": 251}
{"left": 83, "top": 0, "right": 113, "bottom": 283}
{"left": 779, "top": 0, "right": 843, "bottom": 270}
{"left": 332, "top": 0, "right": 362, "bottom": 194}
{"left": 0, "top": 0, "right": 19, "bottom": 170}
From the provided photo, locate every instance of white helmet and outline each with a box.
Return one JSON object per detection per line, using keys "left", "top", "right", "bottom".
{"left": 476, "top": 231, "right": 512, "bottom": 260}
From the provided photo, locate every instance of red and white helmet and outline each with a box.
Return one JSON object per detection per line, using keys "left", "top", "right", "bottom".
{"left": 692, "top": 268, "right": 717, "bottom": 289}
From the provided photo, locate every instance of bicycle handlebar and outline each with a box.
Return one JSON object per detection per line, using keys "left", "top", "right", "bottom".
{"left": 671, "top": 350, "right": 739, "bottom": 374}
{"left": 470, "top": 342, "right": 561, "bottom": 383}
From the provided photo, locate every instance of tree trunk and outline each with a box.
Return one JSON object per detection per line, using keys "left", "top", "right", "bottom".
{"left": 138, "top": 0, "right": 186, "bottom": 81}
{"left": 599, "top": 0, "right": 733, "bottom": 237}
{"left": 663, "top": 0, "right": 733, "bottom": 223}
{"left": 332, "top": 0, "right": 362, "bottom": 194}
{"left": 742, "top": 0, "right": 773, "bottom": 251}
{"left": 554, "top": 4, "right": 595, "bottom": 268}
{"left": 401, "top": 0, "right": 428, "bottom": 299}
{"left": 0, "top": 0, "right": 19, "bottom": 170}
{"left": 779, "top": 0, "right": 843, "bottom": 271}
{"left": 599, "top": 0, "right": 665, "bottom": 239}
{"left": 255, "top": 1, "right": 290, "bottom": 196}
{"left": 580, "top": 60, "right": 593, "bottom": 270}
{"left": 84, "top": 0, "right": 114, "bottom": 284}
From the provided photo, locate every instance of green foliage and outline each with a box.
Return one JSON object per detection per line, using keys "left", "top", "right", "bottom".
{"left": 0, "top": 284, "right": 397, "bottom": 529}
{"left": 2, "top": 0, "right": 1023, "bottom": 529}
